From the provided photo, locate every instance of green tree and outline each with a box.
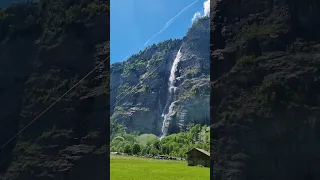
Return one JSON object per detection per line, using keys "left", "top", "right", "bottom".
{"left": 131, "top": 143, "right": 141, "bottom": 155}
{"left": 161, "top": 144, "right": 169, "bottom": 155}
{"left": 118, "top": 147, "right": 124, "bottom": 153}
{"left": 123, "top": 134, "right": 136, "bottom": 142}
{"left": 124, "top": 144, "right": 131, "bottom": 154}
{"left": 141, "top": 146, "right": 148, "bottom": 155}
{"left": 152, "top": 139, "right": 161, "bottom": 150}
{"left": 109, "top": 123, "right": 209, "bottom": 158}
{"left": 149, "top": 147, "right": 160, "bottom": 155}
{"left": 110, "top": 146, "right": 117, "bottom": 152}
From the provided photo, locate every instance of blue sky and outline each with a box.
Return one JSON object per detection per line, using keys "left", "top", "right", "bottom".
{"left": 111, "top": 0, "right": 210, "bottom": 63}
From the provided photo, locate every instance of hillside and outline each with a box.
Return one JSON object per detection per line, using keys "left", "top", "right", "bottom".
{"left": 110, "top": 16, "right": 210, "bottom": 136}
{"left": 211, "top": 0, "right": 320, "bottom": 179}
{"left": 0, "top": 1, "right": 109, "bottom": 179}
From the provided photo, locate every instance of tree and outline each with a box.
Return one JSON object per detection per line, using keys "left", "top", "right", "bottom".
{"left": 141, "top": 146, "right": 149, "bottom": 155}
{"left": 123, "top": 133, "right": 136, "bottom": 142}
{"left": 124, "top": 144, "right": 131, "bottom": 154}
{"left": 131, "top": 143, "right": 141, "bottom": 155}
{"left": 110, "top": 146, "right": 116, "bottom": 152}
{"left": 118, "top": 147, "right": 124, "bottom": 153}
{"left": 149, "top": 147, "right": 160, "bottom": 155}
{"left": 109, "top": 123, "right": 209, "bottom": 158}
{"left": 161, "top": 144, "right": 169, "bottom": 155}
{"left": 152, "top": 139, "right": 161, "bottom": 150}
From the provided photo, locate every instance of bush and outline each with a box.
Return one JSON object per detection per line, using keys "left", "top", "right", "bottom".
{"left": 186, "top": 68, "right": 197, "bottom": 75}
{"left": 246, "top": 23, "right": 277, "bottom": 38}
{"left": 237, "top": 55, "right": 255, "bottom": 65}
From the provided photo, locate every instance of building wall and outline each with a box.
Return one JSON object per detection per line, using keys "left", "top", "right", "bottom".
{"left": 187, "top": 150, "right": 209, "bottom": 167}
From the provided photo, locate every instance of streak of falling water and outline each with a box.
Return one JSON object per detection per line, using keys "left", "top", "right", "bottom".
{"left": 160, "top": 49, "right": 182, "bottom": 139}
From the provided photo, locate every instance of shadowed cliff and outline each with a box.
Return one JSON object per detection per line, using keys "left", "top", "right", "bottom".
{"left": 211, "top": 0, "right": 320, "bottom": 179}
{"left": 0, "top": 1, "right": 109, "bottom": 179}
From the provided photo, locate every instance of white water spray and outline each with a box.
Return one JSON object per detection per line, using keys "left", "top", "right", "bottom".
{"left": 160, "top": 49, "right": 182, "bottom": 139}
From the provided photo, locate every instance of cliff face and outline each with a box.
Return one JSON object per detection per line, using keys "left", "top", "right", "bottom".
{"left": 110, "top": 17, "right": 210, "bottom": 135}
{"left": 211, "top": 0, "right": 320, "bottom": 179}
{"left": 0, "top": 1, "right": 109, "bottom": 179}
{"left": 0, "top": 0, "right": 30, "bottom": 8}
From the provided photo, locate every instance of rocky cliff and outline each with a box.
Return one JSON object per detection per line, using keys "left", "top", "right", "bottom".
{"left": 111, "top": 16, "right": 210, "bottom": 136}
{"left": 211, "top": 0, "right": 320, "bottom": 179}
{"left": 0, "top": 0, "right": 30, "bottom": 8}
{"left": 0, "top": 1, "right": 109, "bottom": 179}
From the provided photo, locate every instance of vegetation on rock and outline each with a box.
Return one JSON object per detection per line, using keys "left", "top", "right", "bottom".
{"left": 0, "top": 0, "right": 109, "bottom": 179}
{"left": 211, "top": 0, "right": 320, "bottom": 179}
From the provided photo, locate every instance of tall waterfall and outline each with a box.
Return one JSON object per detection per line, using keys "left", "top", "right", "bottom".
{"left": 160, "top": 49, "right": 182, "bottom": 139}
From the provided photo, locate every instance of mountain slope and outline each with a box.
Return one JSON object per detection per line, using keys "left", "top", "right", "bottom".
{"left": 0, "top": 1, "right": 109, "bottom": 179}
{"left": 110, "top": 16, "right": 210, "bottom": 136}
{"left": 211, "top": 0, "right": 320, "bottom": 179}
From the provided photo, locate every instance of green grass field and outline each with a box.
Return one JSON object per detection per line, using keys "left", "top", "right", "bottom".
{"left": 110, "top": 155, "right": 210, "bottom": 180}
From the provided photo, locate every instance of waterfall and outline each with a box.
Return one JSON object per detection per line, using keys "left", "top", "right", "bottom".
{"left": 160, "top": 49, "right": 182, "bottom": 139}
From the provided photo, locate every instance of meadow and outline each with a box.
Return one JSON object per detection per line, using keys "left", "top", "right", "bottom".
{"left": 110, "top": 155, "right": 210, "bottom": 180}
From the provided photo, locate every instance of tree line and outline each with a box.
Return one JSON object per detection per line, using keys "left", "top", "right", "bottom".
{"left": 110, "top": 122, "right": 210, "bottom": 158}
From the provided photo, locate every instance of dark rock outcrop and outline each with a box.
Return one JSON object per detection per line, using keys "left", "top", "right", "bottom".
{"left": 0, "top": 1, "right": 109, "bottom": 179}
{"left": 211, "top": 0, "right": 320, "bottom": 179}
{"left": 0, "top": 0, "right": 31, "bottom": 8}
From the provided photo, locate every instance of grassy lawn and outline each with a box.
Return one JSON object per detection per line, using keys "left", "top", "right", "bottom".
{"left": 110, "top": 155, "right": 210, "bottom": 180}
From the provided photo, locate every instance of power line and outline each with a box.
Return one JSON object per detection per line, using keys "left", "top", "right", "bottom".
{"left": 1, "top": 53, "right": 166, "bottom": 150}
{"left": 0, "top": 45, "right": 171, "bottom": 151}
{"left": 0, "top": 56, "right": 109, "bottom": 150}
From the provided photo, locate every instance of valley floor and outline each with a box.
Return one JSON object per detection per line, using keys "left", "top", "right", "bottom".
{"left": 110, "top": 155, "right": 209, "bottom": 180}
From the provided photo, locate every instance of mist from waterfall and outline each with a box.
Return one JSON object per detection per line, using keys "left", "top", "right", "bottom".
{"left": 160, "top": 49, "right": 182, "bottom": 139}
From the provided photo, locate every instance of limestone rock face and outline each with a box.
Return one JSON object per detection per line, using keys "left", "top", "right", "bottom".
{"left": 110, "top": 17, "right": 210, "bottom": 135}
{"left": 210, "top": 0, "right": 320, "bottom": 179}
{"left": 0, "top": 1, "right": 109, "bottom": 179}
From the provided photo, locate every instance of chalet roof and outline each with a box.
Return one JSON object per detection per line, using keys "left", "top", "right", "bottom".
{"left": 186, "top": 148, "right": 210, "bottom": 156}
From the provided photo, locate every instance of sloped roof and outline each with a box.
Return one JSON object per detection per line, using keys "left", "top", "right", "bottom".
{"left": 186, "top": 148, "right": 210, "bottom": 156}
